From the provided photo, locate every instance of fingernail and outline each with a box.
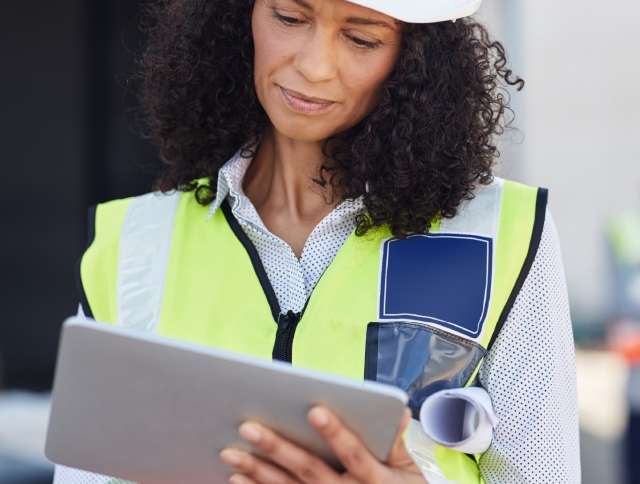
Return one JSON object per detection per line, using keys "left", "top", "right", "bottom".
{"left": 309, "top": 407, "right": 329, "bottom": 427}
{"left": 220, "top": 448, "right": 243, "bottom": 466}
{"left": 239, "top": 422, "right": 262, "bottom": 443}
{"left": 229, "top": 475, "right": 248, "bottom": 484}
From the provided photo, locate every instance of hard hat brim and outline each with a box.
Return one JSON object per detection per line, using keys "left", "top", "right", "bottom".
{"left": 346, "top": 0, "right": 482, "bottom": 23}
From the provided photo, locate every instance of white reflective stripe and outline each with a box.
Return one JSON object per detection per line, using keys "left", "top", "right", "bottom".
{"left": 439, "top": 177, "right": 504, "bottom": 239}
{"left": 116, "top": 191, "right": 180, "bottom": 331}
{"left": 405, "top": 418, "right": 458, "bottom": 484}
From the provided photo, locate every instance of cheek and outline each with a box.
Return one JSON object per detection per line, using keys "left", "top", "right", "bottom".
{"left": 341, "top": 54, "right": 397, "bottom": 114}
{"left": 252, "top": 13, "right": 272, "bottom": 84}
{"left": 252, "top": 6, "right": 297, "bottom": 89}
{"left": 252, "top": 15, "right": 295, "bottom": 103}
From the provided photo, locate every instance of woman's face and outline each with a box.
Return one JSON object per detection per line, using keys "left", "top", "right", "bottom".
{"left": 251, "top": 0, "right": 402, "bottom": 143}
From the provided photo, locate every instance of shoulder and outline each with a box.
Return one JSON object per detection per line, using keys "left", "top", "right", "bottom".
{"left": 489, "top": 205, "right": 567, "bottom": 347}
{"left": 91, "top": 190, "right": 188, "bottom": 243}
{"left": 534, "top": 207, "right": 566, "bottom": 283}
{"left": 91, "top": 195, "right": 137, "bottom": 243}
{"left": 473, "top": 176, "right": 545, "bottom": 195}
{"left": 82, "top": 195, "right": 139, "bottom": 275}
{"left": 490, "top": 176, "right": 548, "bottom": 208}
{"left": 77, "top": 195, "right": 136, "bottom": 322}
{"left": 455, "top": 176, "right": 548, "bottom": 223}
{"left": 442, "top": 176, "right": 548, "bottom": 246}
{"left": 78, "top": 191, "right": 183, "bottom": 322}
{"left": 487, "top": 176, "right": 550, "bottom": 257}
{"left": 84, "top": 190, "right": 189, "bottom": 262}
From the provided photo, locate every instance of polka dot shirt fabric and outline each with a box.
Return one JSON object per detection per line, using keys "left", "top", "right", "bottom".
{"left": 53, "top": 153, "right": 581, "bottom": 483}
{"left": 207, "top": 151, "right": 364, "bottom": 312}
{"left": 478, "top": 210, "right": 581, "bottom": 483}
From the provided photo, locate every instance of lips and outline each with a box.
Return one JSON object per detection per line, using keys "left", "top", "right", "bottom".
{"left": 280, "top": 86, "right": 334, "bottom": 105}
{"left": 279, "top": 85, "right": 336, "bottom": 115}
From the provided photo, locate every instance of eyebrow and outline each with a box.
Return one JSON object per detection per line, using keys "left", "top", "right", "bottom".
{"left": 290, "top": 0, "right": 397, "bottom": 30}
{"left": 291, "top": 0, "right": 313, "bottom": 9}
{"left": 345, "top": 17, "right": 396, "bottom": 30}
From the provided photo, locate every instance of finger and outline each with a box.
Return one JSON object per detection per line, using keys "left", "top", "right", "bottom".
{"left": 387, "top": 408, "right": 416, "bottom": 466}
{"left": 229, "top": 475, "right": 258, "bottom": 484}
{"left": 308, "top": 406, "right": 382, "bottom": 482}
{"left": 238, "top": 421, "right": 339, "bottom": 483}
{"left": 220, "top": 448, "right": 298, "bottom": 484}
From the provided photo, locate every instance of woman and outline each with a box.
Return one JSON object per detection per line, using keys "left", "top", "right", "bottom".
{"left": 55, "top": 0, "right": 580, "bottom": 482}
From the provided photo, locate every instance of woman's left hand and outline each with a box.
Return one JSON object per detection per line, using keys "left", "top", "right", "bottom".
{"left": 219, "top": 405, "right": 427, "bottom": 484}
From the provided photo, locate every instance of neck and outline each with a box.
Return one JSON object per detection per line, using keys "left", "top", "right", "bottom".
{"left": 243, "top": 127, "right": 337, "bottom": 223}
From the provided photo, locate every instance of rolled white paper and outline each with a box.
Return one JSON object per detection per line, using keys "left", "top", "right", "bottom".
{"left": 418, "top": 387, "right": 498, "bottom": 454}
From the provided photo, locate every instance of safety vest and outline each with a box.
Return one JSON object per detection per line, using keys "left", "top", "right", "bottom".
{"left": 78, "top": 176, "right": 548, "bottom": 484}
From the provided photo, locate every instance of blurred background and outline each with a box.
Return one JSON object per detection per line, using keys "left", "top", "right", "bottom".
{"left": 1, "top": 1, "right": 638, "bottom": 483}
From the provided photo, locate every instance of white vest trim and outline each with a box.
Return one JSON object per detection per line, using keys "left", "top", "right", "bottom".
{"left": 116, "top": 191, "right": 180, "bottom": 331}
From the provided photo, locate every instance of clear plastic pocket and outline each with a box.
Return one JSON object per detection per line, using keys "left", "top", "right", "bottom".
{"left": 364, "top": 321, "right": 486, "bottom": 417}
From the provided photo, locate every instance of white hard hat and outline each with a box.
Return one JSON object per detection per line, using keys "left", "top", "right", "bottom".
{"left": 347, "top": 0, "right": 482, "bottom": 23}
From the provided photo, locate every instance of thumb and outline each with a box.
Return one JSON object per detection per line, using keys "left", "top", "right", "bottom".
{"left": 387, "top": 407, "right": 415, "bottom": 466}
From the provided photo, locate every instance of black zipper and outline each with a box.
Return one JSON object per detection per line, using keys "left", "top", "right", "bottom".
{"left": 221, "top": 200, "right": 310, "bottom": 363}
{"left": 273, "top": 310, "right": 301, "bottom": 362}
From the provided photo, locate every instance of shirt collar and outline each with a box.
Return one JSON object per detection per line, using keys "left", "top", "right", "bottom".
{"left": 207, "top": 149, "right": 252, "bottom": 219}
{"left": 206, "top": 148, "right": 365, "bottom": 220}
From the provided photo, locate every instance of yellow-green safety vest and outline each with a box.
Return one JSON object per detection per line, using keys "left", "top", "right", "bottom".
{"left": 78, "top": 176, "right": 548, "bottom": 484}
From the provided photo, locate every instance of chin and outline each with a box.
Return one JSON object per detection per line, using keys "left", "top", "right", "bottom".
{"left": 271, "top": 117, "right": 336, "bottom": 143}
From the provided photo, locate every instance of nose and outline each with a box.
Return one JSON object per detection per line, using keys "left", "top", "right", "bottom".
{"left": 293, "top": 28, "right": 338, "bottom": 83}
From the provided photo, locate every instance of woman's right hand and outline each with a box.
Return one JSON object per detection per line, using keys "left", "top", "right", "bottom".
{"left": 220, "top": 406, "right": 428, "bottom": 484}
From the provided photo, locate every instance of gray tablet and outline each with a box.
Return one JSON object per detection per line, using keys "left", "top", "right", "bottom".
{"left": 45, "top": 318, "right": 408, "bottom": 483}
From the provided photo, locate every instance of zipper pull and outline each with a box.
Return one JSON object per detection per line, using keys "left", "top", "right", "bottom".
{"left": 278, "top": 310, "right": 300, "bottom": 330}
{"left": 273, "top": 310, "right": 302, "bottom": 363}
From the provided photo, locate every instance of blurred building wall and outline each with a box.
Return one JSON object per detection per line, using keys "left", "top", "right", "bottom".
{"left": 0, "top": 1, "right": 86, "bottom": 390}
{"left": 491, "top": 0, "right": 640, "bottom": 324}
{"left": 0, "top": 0, "right": 156, "bottom": 390}
{"left": 475, "top": 5, "right": 637, "bottom": 481}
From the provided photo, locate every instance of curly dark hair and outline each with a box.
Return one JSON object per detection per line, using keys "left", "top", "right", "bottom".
{"left": 137, "top": 0, "right": 524, "bottom": 237}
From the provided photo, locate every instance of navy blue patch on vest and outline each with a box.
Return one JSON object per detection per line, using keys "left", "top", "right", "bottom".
{"left": 379, "top": 234, "right": 493, "bottom": 338}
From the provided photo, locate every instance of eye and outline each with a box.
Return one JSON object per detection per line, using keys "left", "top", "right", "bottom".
{"left": 346, "top": 34, "right": 381, "bottom": 50}
{"left": 272, "top": 10, "right": 306, "bottom": 26}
